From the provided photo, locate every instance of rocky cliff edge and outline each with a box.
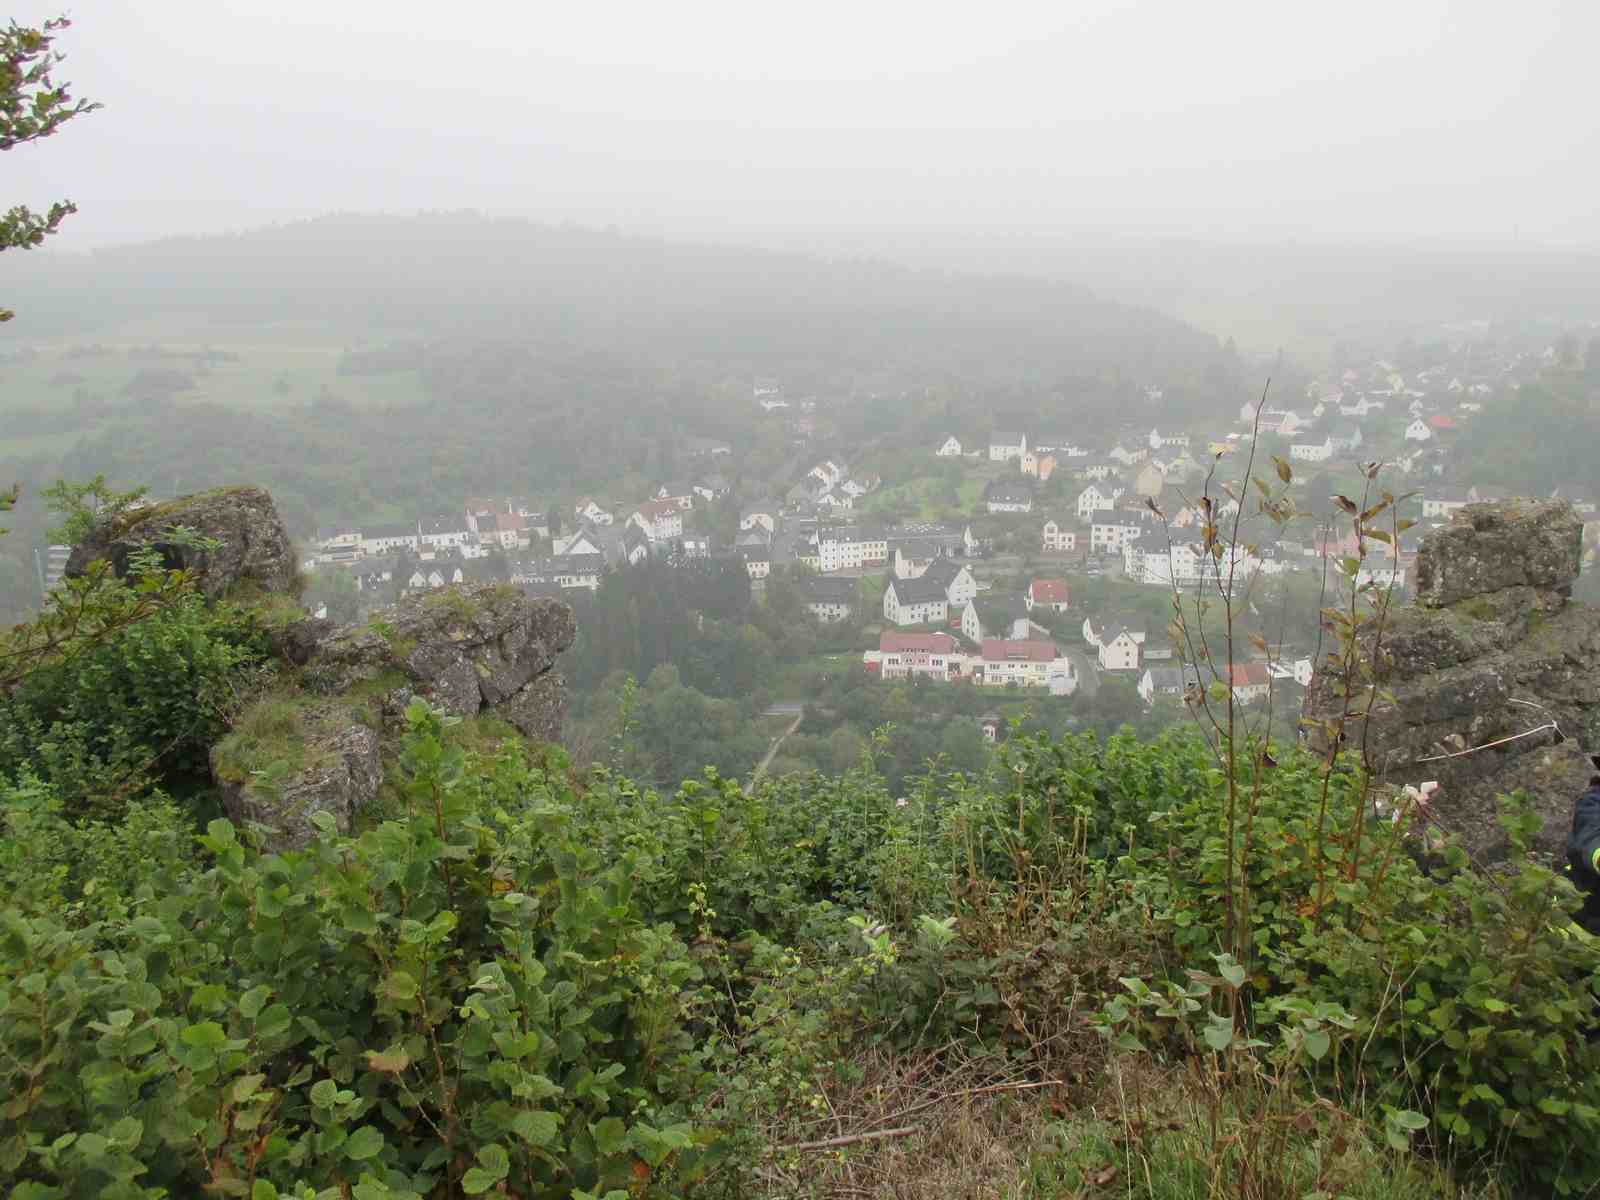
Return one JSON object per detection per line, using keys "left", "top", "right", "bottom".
{"left": 67, "top": 485, "right": 575, "bottom": 849}
{"left": 1307, "top": 498, "right": 1599, "bottom": 863}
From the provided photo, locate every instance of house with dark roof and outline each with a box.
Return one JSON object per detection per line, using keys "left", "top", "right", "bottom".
{"left": 883, "top": 574, "right": 951, "bottom": 627}
{"left": 797, "top": 575, "right": 859, "bottom": 623}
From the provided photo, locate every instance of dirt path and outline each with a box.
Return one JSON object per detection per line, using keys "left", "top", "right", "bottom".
{"left": 747, "top": 710, "right": 805, "bottom": 794}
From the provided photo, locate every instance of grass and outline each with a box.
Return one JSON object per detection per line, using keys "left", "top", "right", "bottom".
{"left": 0, "top": 335, "right": 426, "bottom": 423}
{"left": 211, "top": 692, "right": 372, "bottom": 787}
{"left": 751, "top": 1047, "right": 1489, "bottom": 1200}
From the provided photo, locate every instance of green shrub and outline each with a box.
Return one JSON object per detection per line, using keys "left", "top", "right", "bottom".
{"left": 0, "top": 702, "right": 711, "bottom": 1199}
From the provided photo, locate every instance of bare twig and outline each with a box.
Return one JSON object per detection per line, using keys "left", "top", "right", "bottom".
{"left": 777, "top": 1126, "right": 920, "bottom": 1153}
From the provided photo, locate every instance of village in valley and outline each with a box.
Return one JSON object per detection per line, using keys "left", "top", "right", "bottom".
{"left": 299, "top": 337, "right": 1600, "bottom": 730}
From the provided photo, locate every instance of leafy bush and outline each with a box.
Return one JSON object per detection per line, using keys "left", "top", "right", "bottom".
{"left": 0, "top": 569, "right": 265, "bottom": 818}
{"left": 0, "top": 703, "right": 709, "bottom": 1199}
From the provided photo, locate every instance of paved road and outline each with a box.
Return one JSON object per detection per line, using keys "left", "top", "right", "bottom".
{"left": 762, "top": 702, "right": 805, "bottom": 717}
{"left": 1063, "top": 649, "right": 1099, "bottom": 698}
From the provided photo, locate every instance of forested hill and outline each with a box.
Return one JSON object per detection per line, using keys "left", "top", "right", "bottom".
{"left": 6, "top": 212, "right": 1218, "bottom": 378}
{"left": 0, "top": 214, "right": 1254, "bottom": 547}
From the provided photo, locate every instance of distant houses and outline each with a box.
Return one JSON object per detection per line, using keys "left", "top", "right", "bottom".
{"left": 984, "top": 480, "right": 1034, "bottom": 514}
{"left": 989, "top": 431, "right": 1027, "bottom": 463}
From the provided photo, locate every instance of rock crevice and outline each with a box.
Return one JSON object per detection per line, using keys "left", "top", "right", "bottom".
{"left": 1307, "top": 498, "right": 1596, "bottom": 862}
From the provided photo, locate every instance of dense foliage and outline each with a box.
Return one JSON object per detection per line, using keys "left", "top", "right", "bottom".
{"left": 4, "top": 671, "right": 1599, "bottom": 1197}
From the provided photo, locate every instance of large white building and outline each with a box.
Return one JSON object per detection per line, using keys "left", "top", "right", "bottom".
{"left": 815, "top": 526, "right": 889, "bottom": 572}
{"left": 883, "top": 575, "right": 951, "bottom": 627}
{"left": 865, "top": 630, "right": 964, "bottom": 681}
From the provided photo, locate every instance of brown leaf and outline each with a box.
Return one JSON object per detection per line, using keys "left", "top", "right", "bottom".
{"left": 1090, "top": 1164, "right": 1119, "bottom": 1185}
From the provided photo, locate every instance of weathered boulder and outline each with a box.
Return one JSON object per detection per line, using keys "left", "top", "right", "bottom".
{"left": 1305, "top": 498, "right": 1600, "bottom": 863}
{"left": 67, "top": 485, "right": 299, "bottom": 600}
{"left": 211, "top": 712, "right": 382, "bottom": 851}
{"left": 499, "top": 671, "right": 568, "bottom": 744}
{"left": 1413, "top": 498, "right": 1582, "bottom": 611}
{"left": 208, "top": 577, "right": 574, "bottom": 849}
{"left": 302, "top": 582, "right": 576, "bottom": 732}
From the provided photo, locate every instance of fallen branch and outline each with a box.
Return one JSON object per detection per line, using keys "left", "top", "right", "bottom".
{"left": 776, "top": 1126, "right": 919, "bottom": 1153}
{"left": 866, "top": 1077, "right": 1066, "bottom": 1129}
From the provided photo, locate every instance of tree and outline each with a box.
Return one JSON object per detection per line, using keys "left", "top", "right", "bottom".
{"left": 1, "top": 17, "right": 99, "bottom": 322}
{"left": 0, "top": 17, "right": 98, "bottom": 532}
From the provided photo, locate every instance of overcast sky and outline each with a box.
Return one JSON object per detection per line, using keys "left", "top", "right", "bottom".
{"left": 9, "top": 0, "right": 1600, "bottom": 248}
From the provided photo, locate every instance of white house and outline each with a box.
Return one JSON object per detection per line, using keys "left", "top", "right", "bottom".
{"left": 989, "top": 431, "right": 1028, "bottom": 462}
{"left": 923, "top": 557, "right": 977, "bottom": 609}
{"left": 1422, "top": 492, "right": 1470, "bottom": 520}
{"left": 1090, "top": 518, "right": 1143, "bottom": 554}
{"left": 868, "top": 631, "right": 964, "bottom": 682}
{"left": 1340, "top": 396, "right": 1385, "bottom": 418}
{"left": 628, "top": 500, "right": 685, "bottom": 543}
{"left": 1290, "top": 436, "right": 1333, "bottom": 463}
{"left": 883, "top": 575, "right": 951, "bottom": 627}
{"left": 1076, "top": 484, "right": 1120, "bottom": 522}
{"left": 621, "top": 526, "right": 651, "bottom": 567}
{"left": 815, "top": 525, "right": 889, "bottom": 572}
{"left": 978, "top": 639, "right": 1076, "bottom": 694}
{"left": 574, "top": 499, "right": 614, "bottom": 526}
{"left": 1097, "top": 624, "right": 1145, "bottom": 671}
{"left": 959, "top": 599, "right": 984, "bottom": 644}
{"left": 553, "top": 528, "right": 603, "bottom": 557}
{"left": 798, "top": 576, "right": 858, "bottom": 623}
{"left": 1041, "top": 518, "right": 1078, "bottom": 553}
{"left": 985, "top": 481, "right": 1035, "bottom": 514}
{"left": 740, "top": 548, "right": 771, "bottom": 579}
{"left": 1148, "top": 428, "right": 1190, "bottom": 449}
{"left": 419, "top": 517, "right": 475, "bottom": 555}
{"left": 1138, "top": 665, "right": 1199, "bottom": 705}
{"left": 1404, "top": 418, "right": 1434, "bottom": 442}
{"left": 1027, "top": 579, "right": 1070, "bottom": 613}
{"left": 1328, "top": 424, "right": 1364, "bottom": 454}
{"left": 359, "top": 524, "right": 419, "bottom": 558}
{"left": 936, "top": 435, "right": 963, "bottom": 457}
{"left": 1108, "top": 443, "right": 1149, "bottom": 466}
{"left": 1267, "top": 658, "right": 1315, "bottom": 687}
{"left": 739, "top": 507, "right": 778, "bottom": 535}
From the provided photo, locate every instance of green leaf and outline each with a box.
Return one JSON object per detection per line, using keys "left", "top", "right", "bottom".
{"left": 382, "top": 971, "right": 419, "bottom": 1002}
{"left": 1202, "top": 1017, "right": 1234, "bottom": 1053}
{"left": 251, "top": 1182, "right": 279, "bottom": 1200}
{"left": 461, "top": 1168, "right": 501, "bottom": 1195}
{"left": 343, "top": 1125, "right": 384, "bottom": 1161}
{"left": 474, "top": 1143, "right": 510, "bottom": 1179}
{"left": 239, "top": 985, "right": 271, "bottom": 1020}
{"left": 310, "top": 1079, "right": 340, "bottom": 1108}
{"left": 591, "top": 1116, "right": 628, "bottom": 1157}
{"left": 181, "top": 1021, "right": 227, "bottom": 1049}
{"left": 1302, "top": 1028, "right": 1330, "bottom": 1061}
{"left": 233, "top": 1074, "right": 266, "bottom": 1103}
{"left": 512, "top": 1110, "right": 561, "bottom": 1146}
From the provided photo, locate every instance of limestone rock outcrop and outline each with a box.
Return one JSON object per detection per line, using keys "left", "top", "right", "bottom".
{"left": 1306, "top": 498, "right": 1599, "bottom": 863}
{"left": 67, "top": 485, "right": 299, "bottom": 600}
{"left": 210, "top": 582, "right": 575, "bottom": 847}
{"left": 302, "top": 582, "right": 577, "bottom": 723}
{"left": 212, "top": 715, "right": 382, "bottom": 852}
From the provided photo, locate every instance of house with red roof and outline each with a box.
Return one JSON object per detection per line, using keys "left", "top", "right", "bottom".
{"left": 978, "top": 638, "right": 1077, "bottom": 694}
{"left": 863, "top": 630, "right": 965, "bottom": 681}
{"left": 1226, "top": 662, "right": 1272, "bottom": 705}
{"left": 1026, "top": 578, "right": 1071, "bottom": 613}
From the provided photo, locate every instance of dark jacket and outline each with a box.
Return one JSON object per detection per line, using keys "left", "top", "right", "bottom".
{"left": 1567, "top": 783, "right": 1600, "bottom": 935}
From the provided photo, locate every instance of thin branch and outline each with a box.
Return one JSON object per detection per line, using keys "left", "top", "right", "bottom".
{"left": 776, "top": 1126, "right": 919, "bottom": 1153}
